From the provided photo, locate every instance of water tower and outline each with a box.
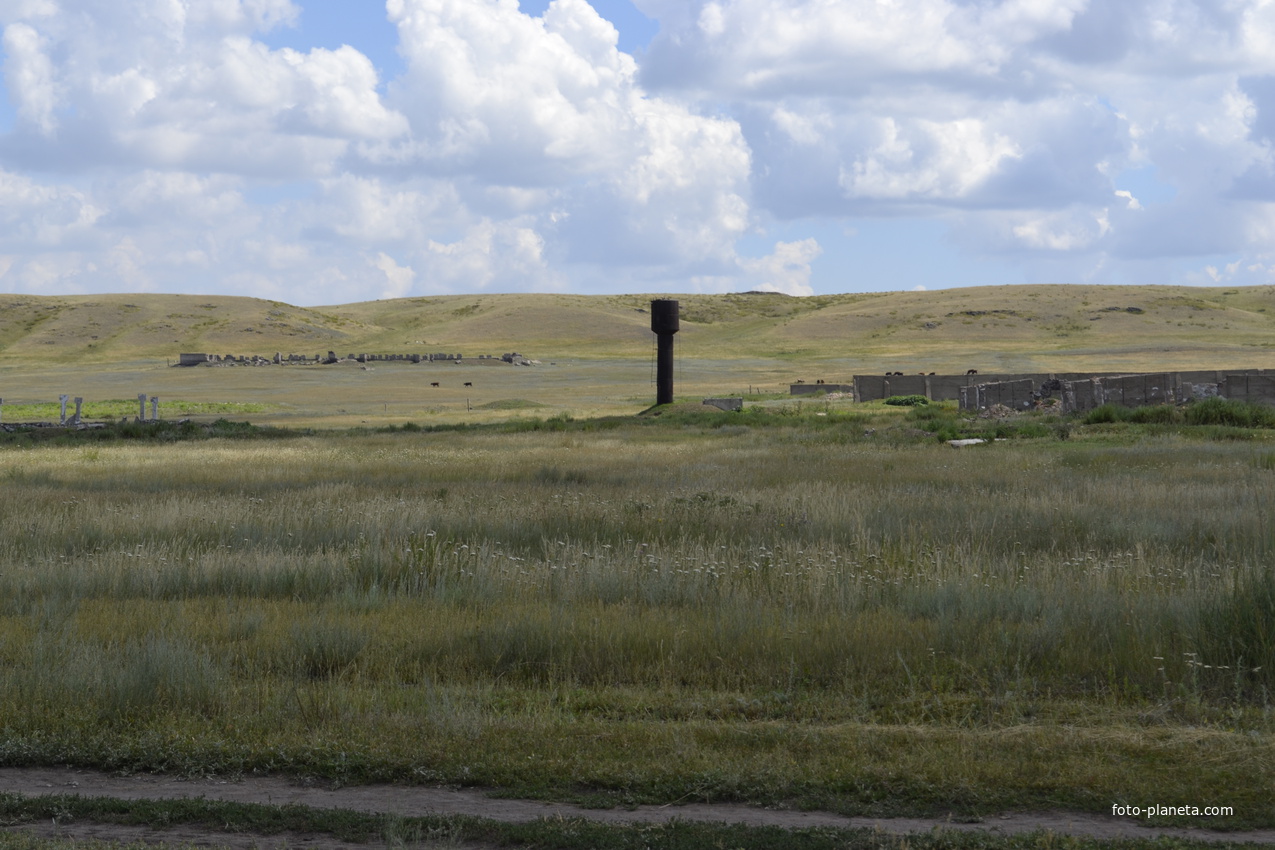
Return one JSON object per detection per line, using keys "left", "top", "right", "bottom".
{"left": 650, "top": 299, "right": 679, "bottom": 405}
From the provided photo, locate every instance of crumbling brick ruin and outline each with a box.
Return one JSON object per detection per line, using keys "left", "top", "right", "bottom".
{"left": 848, "top": 369, "right": 1275, "bottom": 411}
{"left": 955, "top": 370, "right": 1275, "bottom": 412}
{"left": 177, "top": 352, "right": 503, "bottom": 367}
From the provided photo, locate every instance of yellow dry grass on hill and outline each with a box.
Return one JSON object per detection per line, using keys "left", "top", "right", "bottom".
{"left": 3, "top": 284, "right": 1273, "bottom": 370}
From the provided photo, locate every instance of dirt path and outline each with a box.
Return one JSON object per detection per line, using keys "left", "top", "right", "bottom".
{"left": 0, "top": 768, "right": 1271, "bottom": 848}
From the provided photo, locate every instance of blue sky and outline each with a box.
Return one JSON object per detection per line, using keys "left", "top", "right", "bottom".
{"left": 2, "top": 0, "right": 1275, "bottom": 303}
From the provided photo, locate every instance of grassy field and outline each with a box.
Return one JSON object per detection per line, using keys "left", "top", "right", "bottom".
{"left": 2, "top": 284, "right": 1274, "bottom": 430}
{"left": 0, "top": 403, "right": 1272, "bottom": 832}
{"left": 2, "top": 286, "right": 1273, "bottom": 847}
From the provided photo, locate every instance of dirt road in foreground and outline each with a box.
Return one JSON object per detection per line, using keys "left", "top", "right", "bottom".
{"left": 0, "top": 768, "right": 1271, "bottom": 848}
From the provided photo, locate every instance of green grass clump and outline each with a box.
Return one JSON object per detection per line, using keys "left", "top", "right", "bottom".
{"left": 1084, "top": 404, "right": 1181, "bottom": 425}
{"left": 1083, "top": 399, "right": 1275, "bottom": 431}
{"left": 1185, "top": 397, "right": 1275, "bottom": 428}
{"left": 884, "top": 394, "right": 929, "bottom": 406}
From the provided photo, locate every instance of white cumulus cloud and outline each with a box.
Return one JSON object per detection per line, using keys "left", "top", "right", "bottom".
{"left": 740, "top": 238, "right": 821, "bottom": 296}
{"left": 6, "top": 0, "right": 1275, "bottom": 300}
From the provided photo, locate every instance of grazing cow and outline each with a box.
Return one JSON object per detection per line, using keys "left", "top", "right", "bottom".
{"left": 796, "top": 379, "right": 805, "bottom": 384}
{"left": 463, "top": 382, "right": 473, "bottom": 387}
{"left": 966, "top": 369, "right": 978, "bottom": 375}
{"left": 430, "top": 382, "right": 440, "bottom": 388}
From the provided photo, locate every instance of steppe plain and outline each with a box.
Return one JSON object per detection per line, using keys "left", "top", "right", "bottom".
{"left": 0, "top": 284, "right": 1273, "bottom": 850}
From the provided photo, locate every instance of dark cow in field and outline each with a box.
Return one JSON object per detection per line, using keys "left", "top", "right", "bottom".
{"left": 430, "top": 382, "right": 440, "bottom": 387}
{"left": 463, "top": 382, "right": 473, "bottom": 387}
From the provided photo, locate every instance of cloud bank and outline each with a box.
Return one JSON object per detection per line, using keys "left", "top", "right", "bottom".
{"left": 2, "top": 0, "right": 1275, "bottom": 301}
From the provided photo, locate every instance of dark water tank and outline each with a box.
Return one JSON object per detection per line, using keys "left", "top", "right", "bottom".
{"left": 650, "top": 299, "right": 680, "bottom": 335}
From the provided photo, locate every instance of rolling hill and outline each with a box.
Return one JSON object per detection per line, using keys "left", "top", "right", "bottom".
{"left": 1, "top": 284, "right": 1273, "bottom": 373}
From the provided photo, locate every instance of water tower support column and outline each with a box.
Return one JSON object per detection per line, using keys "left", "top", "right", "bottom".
{"left": 650, "top": 299, "right": 680, "bottom": 406}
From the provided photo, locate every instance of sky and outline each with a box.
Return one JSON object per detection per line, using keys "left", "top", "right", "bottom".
{"left": 3, "top": 0, "right": 1275, "bottom": 305}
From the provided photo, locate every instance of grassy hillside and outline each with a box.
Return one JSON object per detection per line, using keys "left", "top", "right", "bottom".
{"left": 2, "top": 284, "right": 1274, "bottom": 372}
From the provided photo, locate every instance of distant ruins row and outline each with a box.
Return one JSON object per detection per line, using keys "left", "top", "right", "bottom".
{"left": 177, "top": 351, "right": 536, "bottom": 367}
{"left": 790, "top": 369, "right": 1275, "bottom": 411}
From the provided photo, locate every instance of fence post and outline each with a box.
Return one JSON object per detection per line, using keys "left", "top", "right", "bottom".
{"left": 151, "top": 397, "right": 159, "bottom": 421}
{"left": 59, "top": 394, "right": 69, "bottom": 425}
{"left": 138, "top": 393, "right": 148, "bottom": 422}
{"left": 74, "top": 397, "right": 83, "bottom": 425}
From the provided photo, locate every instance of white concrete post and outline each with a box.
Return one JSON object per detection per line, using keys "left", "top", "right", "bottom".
{"left": 59, "top": 394, "right": 69, "bottom": 425}
{"left": 74, "top": 397, "right": 83, "bottom": 425}
{"left": 138, "top": 393, "right": 148, "bottom": 421}
{"left": 151, "top": 396, "right": 159, "bottom": 421}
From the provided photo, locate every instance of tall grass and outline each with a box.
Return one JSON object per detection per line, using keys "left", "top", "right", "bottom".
{"left": 0, "top": 424, "right": 1271, "bottom": 810}
{"left": 1084, "top": 398, "right": 1275, "bottom": 428}
{"left": 0, "top": 430, "right": 1269, "bottom": 701}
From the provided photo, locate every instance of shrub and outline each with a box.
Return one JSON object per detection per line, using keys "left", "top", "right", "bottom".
{"left": 1185, "top": 397, "right": 1275, "bottom": 428}
{"left": 1084, "top": 404, "right": 1127, "bottom": 424}
{"left": 1126, "top": 405, "right": 1180, "bottom": 425}
{"left": 884, "top": 395, "right": 928, "bottom": 407}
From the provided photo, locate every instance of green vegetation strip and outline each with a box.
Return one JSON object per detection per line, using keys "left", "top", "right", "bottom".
{"left": 0, "top": 419, "right": 295, "bottom": 445}
{"left": 0, "top": 400, "right": 272, "bottom": 421}
{"left": 0, "top": 794, "right": 1260, "bottom": 850}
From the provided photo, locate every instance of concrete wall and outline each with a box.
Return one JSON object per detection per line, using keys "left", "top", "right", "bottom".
{"left": 969, "top": 379, "right": 1038, "bottom": 411}
{"left": 1097, "top": 372, "right": 1178, "bottom": 407}
{"left": 854, "top": 376, "right": 889, "bottom": 401}
{"left": 881, "top": 375, "right": 930, "bottom": 398}
{"left": 962, "top": 372, "right": 1187, "bottom": 412}
{"left": 1061, "top": 378, "right": 1102, "bottom": 413}
{"left": 927, "top": 376, "right": 970, "bottom": 400}
{"left": 857, "top": 372, "right": 1112, "bottom": 402}
{"left": 868, "top": 370, "right": 1273, "bottom": 407}
{"left": 1223, "top": 374, "right": 1275, "bottom": 405}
